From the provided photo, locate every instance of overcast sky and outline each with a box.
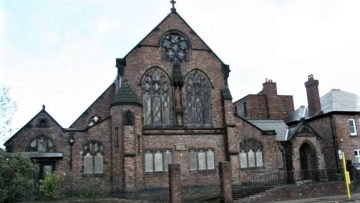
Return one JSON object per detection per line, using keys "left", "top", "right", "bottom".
{"left": 1, "top": 0, "right": 360, "bottom": 145}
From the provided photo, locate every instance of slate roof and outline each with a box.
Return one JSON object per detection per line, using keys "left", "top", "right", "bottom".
{"left": 284, "top": 89, "right": 360, "bottom": 124}
{"left": 111, "top": 81, "right": 142, "bottom": 107}
{"left": 248, "top": 120, "right": 288, "bottom": 141}
{"left": 321, "top": 89, "right": 360, "bottom": 113}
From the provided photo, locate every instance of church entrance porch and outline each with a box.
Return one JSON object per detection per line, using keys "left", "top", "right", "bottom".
{"left": 299, "top": 142, "right": 319, "bottom": 181}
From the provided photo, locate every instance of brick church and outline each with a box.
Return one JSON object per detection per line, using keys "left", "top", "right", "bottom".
{"left": 4, "top": 3, "right": 360, "bottom": 193}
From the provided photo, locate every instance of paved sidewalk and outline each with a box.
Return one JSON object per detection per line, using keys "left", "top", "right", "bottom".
{"left": 263, "top": 192, "right": 360, "bottom": 203}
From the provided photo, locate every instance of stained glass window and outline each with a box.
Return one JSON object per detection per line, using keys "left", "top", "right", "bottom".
{"left": 185, "top": 70, "right": 211, "bottom": 125}
{"left": 142, "top": 68, "right": 172, "bottom": 126}
{"left": 161, "top": 32, "right": 189, "bottom": 64}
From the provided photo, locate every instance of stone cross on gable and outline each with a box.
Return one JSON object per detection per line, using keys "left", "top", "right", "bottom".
{"left": 170, "top": 0, "right": 176, "bottom": 12}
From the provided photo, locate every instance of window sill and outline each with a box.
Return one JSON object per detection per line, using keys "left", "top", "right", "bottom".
{"left": 82, "top": 173, "right": 104, "bottom": 177}
{"left": 240, "top": 166, "right": 265, "bottom": 171}
{"left": 144, "top": 171, "right": 169, "bottom": 176}
{"left": 350, "top": 134, "right": 358, "bottom": 137}
{"left": 189, "top": 169, "right": 216, "bottom": 174}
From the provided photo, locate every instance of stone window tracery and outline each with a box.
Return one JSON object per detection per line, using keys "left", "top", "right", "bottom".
{"left": 185, "top": 70, "right": 211, "bottom": 125}
{"left": 83, "top": 141, "right": 104, "bottom": 174}
{"left": 28, "top": 135, "right": 55, "bottom": 152}
{"left": 161, "top": 32, "right": 189, "bottom": 64}
{"left": 142, "top": 68, "right": 172, "bottom": 126}
{"left": 240, "top": 139, "right": 264, "bottom": 169}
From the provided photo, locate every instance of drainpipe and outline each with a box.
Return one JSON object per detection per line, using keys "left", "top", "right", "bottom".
{"left": 330, "top": 115, "right": 340, "bottom": 171}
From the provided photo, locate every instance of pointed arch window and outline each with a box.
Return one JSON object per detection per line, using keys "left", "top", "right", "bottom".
{"left": 142, "top": 68, "right": 172, "bottom": 126}
{"left": 28, "top": 135, "right": 55, "bottom": 152}
{"left": 185, "top": 70, "right": 211, "bottom": 125}
{"left": 240, "top": 139, "right": 264, "bottom": 169}
{"left": 83, "top": 141, "right": 104, "bottom": 174}
{"left": 277, "top": 148, "right": 285, "bottom": 169}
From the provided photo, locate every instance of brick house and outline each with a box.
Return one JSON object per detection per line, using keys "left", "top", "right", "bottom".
{"left": 234, "top": 79, "right": 294, "bottom": 120}
{"left": 4, "top": 7, "right": 283, "bottom": 191}
{"left": 235, "top": 77, "right": 327, "bottom": 181}
{"left": 285, "top": 75, "right": 360, "bottom": 171}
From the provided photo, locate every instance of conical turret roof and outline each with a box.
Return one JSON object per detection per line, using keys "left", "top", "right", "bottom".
{"left": 111, "top": 81, "right": 142, "bottom": 107}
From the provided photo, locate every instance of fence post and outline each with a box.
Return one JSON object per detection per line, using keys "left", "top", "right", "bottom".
{"left": 219, "top": 161, "right": 233, "bottom": 203}
{"left": 169, "top": 163, "right": 181, "bottom": 203}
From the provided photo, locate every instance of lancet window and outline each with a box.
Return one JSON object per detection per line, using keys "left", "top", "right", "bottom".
{"left": 83, "top": 141, "right": 104, "bottom": 174}
{"left": 142, "top": 68, "right": 172, "bottom": 126}
{"left": 240, "top": 139, "right": 264, "bottom": 169}
{"left": 185, "top": 70, "right": 211, "bottom": 125}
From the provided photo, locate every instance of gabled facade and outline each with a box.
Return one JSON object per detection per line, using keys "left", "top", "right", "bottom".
{"left": 5, "top": 7, "right": 283, "bottom": 191}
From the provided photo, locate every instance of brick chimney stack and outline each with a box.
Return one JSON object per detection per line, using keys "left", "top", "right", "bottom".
{"left": 263, "top": 78, "right": 277, "bottom": 96}
{"left": 305, "top": 74, "right": 321, "bottom": 117}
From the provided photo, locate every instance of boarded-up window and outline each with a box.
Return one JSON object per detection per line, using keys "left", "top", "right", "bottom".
{"left": 240, "top": 139, "right": 264, "bottom": 169}
{"left": 206, "top": 149, "right": 215, "bottom": 170}
{"left": 94, "top": 153, "right": 104, "bottom": 174}
{"left": 189, "top": 149, "right": 215, "bottom": 171}
{"left": 28, "top": 135, "right": 55, "bottom": 152}
{"left": 189, "top": 150, "right": 197, "bottom": 170}
{"left": 255, "top": 150, "right": 263, "bottom": 167}
{"left": 198, "top": 150, "right": 206, "bottom": 170}
{"left": 277, "top": 149, "right": 285, "bottom": 169}
{"left": 154, "top": 151, "right": 163, "bottom": 172}
{"left": 144, "top": 150, "right": 172, "bottom": 173}
{"left": 240, "top": 151, "right": 248, "bottom": 168}
{"left": 164, "top": 150, "right": 172, "bottom": 171}
{"left": 84, "top": 152, "right": 94, "bottom": 174}
{"left": 83, "top": 141, "right": 104, "bottom": 175}
{"left": 248, "top": 149, "right": 256, "bottom": 168}
{"left": 145, "top": 152, "right": 153, "bottom": 172}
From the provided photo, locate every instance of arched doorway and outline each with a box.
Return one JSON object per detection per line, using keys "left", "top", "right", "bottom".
{"left": 299, "top": 142, "right": 318, "bottom": 180}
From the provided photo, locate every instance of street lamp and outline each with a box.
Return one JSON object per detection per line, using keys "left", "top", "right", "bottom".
{"left": 68, "top": 134, "right": 75, "bottom": 170}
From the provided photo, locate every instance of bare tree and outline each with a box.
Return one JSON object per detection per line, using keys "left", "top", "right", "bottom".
{"left": 0, "top": 84, "right": 17, "bottom": 145}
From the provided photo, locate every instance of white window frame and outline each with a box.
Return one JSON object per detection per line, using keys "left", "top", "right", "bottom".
{"left": 349, "top": 119, "right": 357, "bottom": 136}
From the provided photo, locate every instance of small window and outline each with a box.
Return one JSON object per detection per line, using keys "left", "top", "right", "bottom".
{"left": 243, "top": 102, "right": 248, "bottom": 117}
{"left": 277, "top": 149, "right": 285, "bottom": 169}
{"left": 189, "top": 149, "right": 215, "bottom": 171}
{"left": 354, "top": 149, "right": 360, "bottom": 169}
{"left": 281, "top": 100, "right": 288, "bottom": 114}
{"left": 144, "top": 150, "right": 172, "bottom": 172}
{"left": 349, "top": 119, "right": 357, "bottom": 136}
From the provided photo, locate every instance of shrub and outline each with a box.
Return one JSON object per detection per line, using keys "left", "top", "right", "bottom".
{"left": 39, "top": 172, "right": 64, "bottom": 200}
{"left": 0, "top": 153, "right": 38, "bottom": 202}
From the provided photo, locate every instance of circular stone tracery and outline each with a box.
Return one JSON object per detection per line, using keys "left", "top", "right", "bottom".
{"left": 161, "top": 32, "right": 189, "bottom": 64}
